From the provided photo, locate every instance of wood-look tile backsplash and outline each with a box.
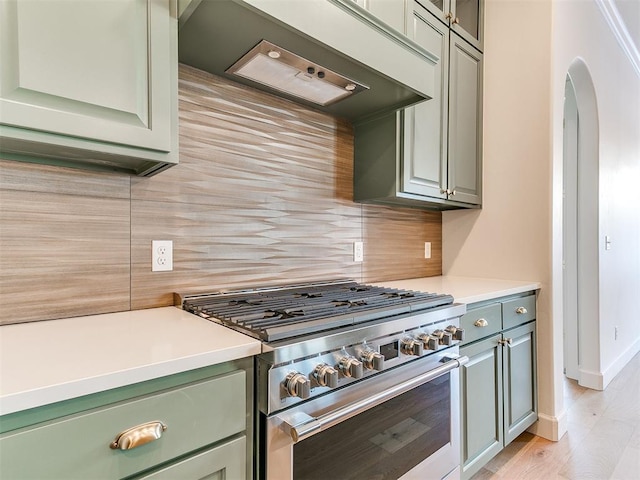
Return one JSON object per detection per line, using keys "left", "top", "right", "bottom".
{"left": 0, "top": 64, "right": 441, "bottom": 325}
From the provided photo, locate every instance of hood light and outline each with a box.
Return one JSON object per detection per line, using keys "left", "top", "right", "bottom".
{"left": 226, "top": 40, "right": 369, "bottom": 106}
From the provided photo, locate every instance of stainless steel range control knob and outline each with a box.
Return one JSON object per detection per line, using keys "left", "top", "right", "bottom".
{"left": 284, "top": 372, "right": 311, "bottom": 399}
{"left": 445, "top": 325, "right": 465, "bottom": 341}
{"left": 417, "top": 332, "right": 440, "bottom": 351}
{"left": 339, "top": 356, "right": 364, "bottom": 379}
{"left": 361, "top": 349, "right": 385, "bottom": 371}
{"left": 313, "top": 363, "right": 339, "bottom": 388}
{"left": 432, "top": 329, "right": 453, "bottom": 346}
{"left": 401, "top": 337, "right": 424, "bottom": 356}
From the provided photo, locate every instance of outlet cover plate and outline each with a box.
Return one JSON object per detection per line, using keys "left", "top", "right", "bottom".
{"left": 152, "top": 240, "right": 173, "bottom": 272}
{"left": 354, "top": 241, "right": 364, "bottom": 262}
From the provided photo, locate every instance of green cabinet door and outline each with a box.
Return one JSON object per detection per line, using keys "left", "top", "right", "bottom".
{"left": 415, "top": 0, "right": 484, "bottom": 51}
{"left": 0, "top": 369, "right": 248, "bottom": 480}
{"left": 350, "top": 0, "right": 410, "bottom": 33}
{"left": 460, "top": 293, "right": 538, "bottom": 480}
{"left": 447, "top": 32, "right": 483, "bottom": 206}
{"left": 401, "top": 4, "right": 449, "bottom": 200}
{"left": 353, "top": 2, "right": 482, "bottom": 210}
{"left": 0, "top": 0, "right": 178, "bottom": 175}
{"left": 138, "top": 436, "right": 246, "bottom": 480}
{"left": 460, "top": 334, "right": 504, "bottom": 479}
{"left": 503, "top": 321, "right": 538, "bottom": 444}
{"left": 450, "top": 0, "right": 484, "bottom": 50}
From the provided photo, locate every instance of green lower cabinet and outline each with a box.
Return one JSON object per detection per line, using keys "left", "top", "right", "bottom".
{"left": 460, "top": 334, "right": 504, "bottom": 478}
{"left": 137, "top": 435, "right": 246, "bottom": 480}
{"left": 459, "top": 294, "right": 537, "bottom": 480}
{"left": 0, "top": 362, "right": 252, "bottom": 480}
{"left": 503, "top": 322, "right": 538, "bottom": 445}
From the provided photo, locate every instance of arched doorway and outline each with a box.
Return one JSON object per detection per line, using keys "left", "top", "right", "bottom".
{"left": 562, "top": 59, "right": 601, "bottom": 389}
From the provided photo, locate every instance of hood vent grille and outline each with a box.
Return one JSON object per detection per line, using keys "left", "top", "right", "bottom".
{"left": 226, "top": 40, "right": 369, "bottom": 106}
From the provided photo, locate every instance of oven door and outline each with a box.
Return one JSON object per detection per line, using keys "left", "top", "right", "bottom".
{"left": 263, "top": 350, "right": 467, "bottom": 480}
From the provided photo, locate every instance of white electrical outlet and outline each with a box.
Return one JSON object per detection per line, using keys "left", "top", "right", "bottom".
{"left": 152, "top": 240, "right": 173, "bottom": 272}
{"left": 424, "top": 242, "right": 432, "bottom": 259}
{"left": 354, "top": 241, "right": 364, "bottom": 262}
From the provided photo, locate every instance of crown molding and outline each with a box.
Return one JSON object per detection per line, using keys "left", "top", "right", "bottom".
{"left": 595, "top": 0, "right": 640, "bottom": 77}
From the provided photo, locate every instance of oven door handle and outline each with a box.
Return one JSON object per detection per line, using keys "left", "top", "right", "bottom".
{"left": 279, "top": 355, "right": 469, "bottom": 443}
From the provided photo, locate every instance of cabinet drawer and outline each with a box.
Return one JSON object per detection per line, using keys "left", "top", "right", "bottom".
{"left": 138, "top": 435, "right": 246, "bottom": 479}
{"left": 502, "top": 295, "right": 536, "bottom": 329}
{"left": 0, "top": 370, "right": 246, "bottom": 480}
{"left": 460, "top": 304, "right": 501, "bottom": 344}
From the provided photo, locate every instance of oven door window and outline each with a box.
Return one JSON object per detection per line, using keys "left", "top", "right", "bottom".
{"left": 293, "top": 374, "right": 451, "bottom": 480}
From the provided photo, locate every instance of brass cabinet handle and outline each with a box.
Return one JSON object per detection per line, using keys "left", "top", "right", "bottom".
{"left": 474, "top": 318, "right": 488, "bottom": 327}
{"left": 453, "top": 17, "right": 460, "bottom": 24}
{"left": 110, "top": 421, "right": 167, "bottom": 450}
{"left": 516, "top": 306, "right": 528, "bottom": 315}
{"left": 445, "top": 12, "right": 453, "bottom": 20}
{"left": 450, "top": 190, "right": 457, "bottom": 196}
{"left": 499, "top": 338, "right": 513, "bottom": 346}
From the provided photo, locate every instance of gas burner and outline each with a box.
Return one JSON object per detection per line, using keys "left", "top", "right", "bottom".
{"left": 178, "top": 281, "right": 454, "bottom": 342}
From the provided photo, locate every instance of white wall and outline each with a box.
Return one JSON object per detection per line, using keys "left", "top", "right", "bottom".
{"left": 443, "top": 0, "right": 640, "bottom": 441}
{"left": 551, "top": 0, "right": 640, "bottom": 385}
{"left": 442, "top": 0, "right": 557, "bottom": 437}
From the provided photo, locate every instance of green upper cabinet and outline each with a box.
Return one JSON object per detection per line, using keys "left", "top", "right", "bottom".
{"left": 353, "top": 1, "right": 482, "bottom": 210}
{"left": 446, "top": 32, "right": 482, "bottom": 205}
{"left": 0, "top": 0, "right": 178, "bottom": 176}
{"left": 417, "top": 0, "right": 483, "bottom": 51}
{"left": 401, "top": 6, "right": 449, "bottom": 201}
{"left": 349, "top": 0, "right": 411, "bottom": 34}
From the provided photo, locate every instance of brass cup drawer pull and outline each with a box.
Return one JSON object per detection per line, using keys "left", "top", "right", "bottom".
{"left": 516, "top": 306, "right": 528, "bottom": 314}
{"left": 473, "top": 318, "right": 488, "bottom": 327}
{"left": 110, "top": 421, "right": 167, "bottom": 450}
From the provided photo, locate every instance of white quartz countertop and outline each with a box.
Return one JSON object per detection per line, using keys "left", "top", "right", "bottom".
{"left": 0, "top": 307, "right": 261, "bottom": 416}
{"left": 373, "top": 275, "right": 540, "bottom": 305}
{"left": 0, "top": 276, "right": 539, "bottom": 417}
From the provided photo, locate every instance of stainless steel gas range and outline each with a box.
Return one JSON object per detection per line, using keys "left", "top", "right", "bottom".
{"left": 177, "top": 280, "right": 467, "bottom": 480}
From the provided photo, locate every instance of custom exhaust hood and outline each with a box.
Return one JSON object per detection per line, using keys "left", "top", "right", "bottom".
{"left": 178, "top": 0, "right": 437, "bottom": 122}
{"left": 226, "top": 40, "right": 369, "bottom": 107}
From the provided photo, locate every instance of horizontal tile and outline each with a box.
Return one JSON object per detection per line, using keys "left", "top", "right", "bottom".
{"left": 362, "top": 205, "right": 442, "bottom": 282}
{"left": 1, "top": 63, "right": 442, "bottom": 322}
{"left": 130, "top": 199, "right": 362, "bottom": 309}
{"left": 0, "top": 159, "right": 129, "bottom": 199}
{"left": 0, "top": 163, "right": 130, "bottom": 324}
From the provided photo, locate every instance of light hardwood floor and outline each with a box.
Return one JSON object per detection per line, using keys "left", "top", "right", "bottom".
{"left": 471, "top": 353, "right": 640, "bottom": 480}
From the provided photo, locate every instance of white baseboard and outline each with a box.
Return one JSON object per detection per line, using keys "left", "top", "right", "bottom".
{"left": 578, "top": 338, "right": 640, "bottom": 390}
{"left": 529, "top": 411, "right": 567, "bottom": 441}
{"left": 602, "top": 338, "right": 640, "bottom": 388}
{"left": 532, "top": 341, "right": 639, "bottom": 442}
{"left": 579, "top": 368, "right": 604, "bottom": 390}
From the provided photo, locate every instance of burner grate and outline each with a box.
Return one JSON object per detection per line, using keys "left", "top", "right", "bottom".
{"left": 183, "top": 282, "right": 453, "bottom": 341}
